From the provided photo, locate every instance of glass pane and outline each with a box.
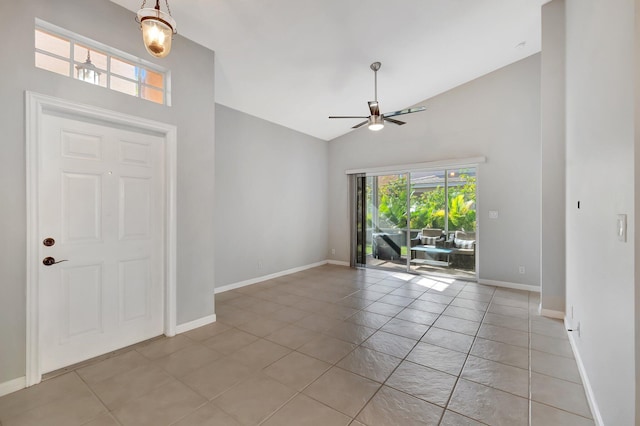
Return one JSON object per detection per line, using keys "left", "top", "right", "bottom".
{"left": 35, "top": 29, "right": 70, "bottom": 58}
{"left": 140, "top": 68, "right": 164, "bottom": 89}
{"left": 110, "top": 75, "right": 138, "bottom": 97}
{"left": 74, "top": 44, "right": 107, "bottom": 71}
{"left": 141, "top": 85, "right": 164, "bottom": 104}
{"left": 409, "top": 171, "right": 447, "bottom": 274}
{"left": 111, "top": 57, "right": 137, "bottom": 80}
{"left": 35, "top": 52, "right": 70, "bottom": 77}
{"left": 366, "top": 174, "right": 408, "bottom": 270}
{"left": 444, "top": 168, "right": 476, "bottom": 276}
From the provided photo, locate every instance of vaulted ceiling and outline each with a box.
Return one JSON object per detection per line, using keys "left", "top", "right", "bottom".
{"left": 112, "top": 0, "right": 548, "bottom": 140}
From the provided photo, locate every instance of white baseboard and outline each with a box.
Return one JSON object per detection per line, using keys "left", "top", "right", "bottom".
{"left": 175, "top": 314, "right": 217, "bottom": 334}
{"left": 538, "top": 306, "right": 565, "bottom": 319}
{"left": 215, "top": 260, "right": 329, "bottom": 294}
{"left": 0, "top": 376, "right": 26, "bottom": 397}
{"left": 564, "top": 317, "right": 603, "bottom": 425}
{"left": 477, "top": 278, "right": 541, "bottom": 293}
{"left": 327, "top": 260, "right": 349, "bottom": 266}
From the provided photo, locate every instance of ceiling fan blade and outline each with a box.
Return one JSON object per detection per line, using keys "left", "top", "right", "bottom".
{"left": 329, "top": 116, "right": 369, "bottom": 119}
{"left": 368, "top": 101, "right": 380, "bottom": 116}
{"left": 382, "top": 106, "right": 426, "bottom": 118}
{"left": 352, "top": 120, "right": 369, "bottom": 129}
{"left": 384, "top": 117, "right": 406, "bottom": 126}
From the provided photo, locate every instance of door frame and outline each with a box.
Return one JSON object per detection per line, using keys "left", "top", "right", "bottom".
{"left": 25, "top": 91, "right": 177, "bottom": 386}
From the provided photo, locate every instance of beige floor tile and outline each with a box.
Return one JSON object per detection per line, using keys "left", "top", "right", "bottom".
{"left": 296, "top": 313, "right": 344, "bottom": 332}
{"left": 135, "top": 335, "right": 194, "bottom": 360}
{"left": 377, "top": 294, "right": 415, "bottom": 307}
{"left": 356, "top": 386, "right": 443, "bottom": 426}
{"left": 214, "top": 374, "right": 296, "bottom": 425}
{"left": 81, "top": 412, "right": 120, "bottom": 426}
{"left": 2, "top": 393, "right": 106, "bottom": 426}
{"left": 482, "top": 311, "right": 529, "bottom": 332}
{"left": 362, "top": 330, "right": 417, "bottom": 358}
{"left": 470, "top": 337, "right": 529, "bottom": 369}
{"left": 530, "top": 333, "right": 574, "bottom": 358}
{"left": 418, "top": 292, "right": 454, "bottom": 304}
{"left": 394, "top": 308, "right": 439, "bottom": 326}
{"left": 337, "top": 347, "right": 402, "bottom": 383}
{"left": 263, "top": 351, "right": 331, "bottom": 391}
{"left": 298, "top": 335, "right": 357, "bottom": 364}
{"left": 267, "top": 306, "right": 311, "bottom": 323}
{"left": 380, "top": 318, "right": 430, "bottom": 340}
{"left": 487, "top": 303, "right": 529, "bottom": 319}
{"left": 440, "top": 410, "right": 484, "bottom": 425}
{"left": 461, "top": 355, "right": 529, "bottom": 398}
{"left": 532, "top": 349, "right": 581, "bottom": 383}
{"left": 90, "top": 364, "right": 174, "bottom": 409}
{"left": 406, "top": 342, "right": 468, "bottom": 376}
{"left": 236, "top": 317, "right": 289, "bottom": 337}
{"left": 390, "top": 287, "right": 426, "bottom": 299}
{"left": 448, "top": 379, "right": 528, "bottom": 426}
{"left": 433, "top": 315, "right": 481, "bottom": 336}
{"left": 231, "top": 339, "right": 291, "bottom": 370}
{"left": 181, "top": 357, "right": 254, "bottom": 400}
{"left": 183, "top": 321, "right": 231, "bottom": 341}
{"left": 386, "top": 361, "right": 457, "bottom": 407}
{"left": 0, "top": 374, "right": 94, "bottom": 421}
{"left": 215, "top": 307, "right": 260, "bottom": 326}
{"left": 202, "top": 328, "right": 259, "bottom": 355}
{"left": 322, "top": 304, "right": 361, "bottom": 320}
{"left": 303, "top": 367, "right": 380, "bottom": 417}
{"left": 112, "top": 380, "right": 205, "bottom": 426}
{"left": 153, "top": 344, "right": 222, "bottom": 378}
{"left": 265, "top": 324, "right": 321, "bottom": 349}
{"left": 243, "top": 300, "right": 287, "bottom": 315}
{"left": 449, "top": 297, "right": 489, "bottom": 312}
{"left": 76, "top": 350, "right": 150, "bottom": 385}
{"left": 531, "top": 372, "right": 592, "bottom": 418}
{"left": 335, "top": 295, "right": 374, "bottom": 310}
{"left": 323, "top": 322, "right": 376, "bottom": 345}
{"left": 477, "top": 323, "right": 529, "bottom": 348}
{"left": 262, "top": 394, "right": 351, "bottom": 426}
{"left": 421, "top": 327, "right": 474, "bottom": 354}
{"left": 492, "top": 296, "right": 529, "bottom": 309}
{"left": 345, "top": 311, "right": 392, "bottom": 329}
{"left": 407, "top": 299, "right": 447, "bottom": 315}
{"left": 172, "top": 401, "right": 242, "bottom": 426}
{"left": 456, "top": 291, "right": 494, "bottom": 303}
{"left": 531, "top": 401, "right": 595, "bottom": 426}
{"left": 350, "top": 289, "right": 387, "bottom": 301}
{"left": 215, "top": 291, "right": 242, "bottom": 303}
{"left": 443, "top": 305, "right": 485, "bottom": 322}
{"left": 363, "top": 301, "right": 405, "bottom": 317}
{"left": 531, "top": 318, "right": 568, "bottom": 339}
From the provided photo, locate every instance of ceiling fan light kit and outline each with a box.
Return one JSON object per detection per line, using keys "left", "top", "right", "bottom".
{"left": 329, "top": 61, "right": 426, "bottom": 131}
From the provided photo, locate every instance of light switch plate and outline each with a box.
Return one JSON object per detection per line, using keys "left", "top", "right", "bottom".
{"left": 617, "top": 214, "right": 627, "bottom": 242}
{"left": 489, "top": 210, "right": 499, "bottom": 219}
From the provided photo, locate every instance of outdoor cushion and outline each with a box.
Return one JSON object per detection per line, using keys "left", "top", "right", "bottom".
{"left": 421, "top": 236, "right": 439, "bottom": 245}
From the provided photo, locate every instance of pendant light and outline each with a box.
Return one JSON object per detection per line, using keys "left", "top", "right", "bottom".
{"left": 75, "top": 50, "right": 101, "bottom": 85}
{"left": 136, "top": 0, "right": 177, "bottom": 58}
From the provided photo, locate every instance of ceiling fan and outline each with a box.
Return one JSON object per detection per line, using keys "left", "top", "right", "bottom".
{"left": 329, "top": 62, "right": 426, "bottom": 131}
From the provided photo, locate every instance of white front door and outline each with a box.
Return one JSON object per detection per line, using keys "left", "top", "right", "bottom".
{"left": 38, "top": 112, "right": 165, "bottom": 373}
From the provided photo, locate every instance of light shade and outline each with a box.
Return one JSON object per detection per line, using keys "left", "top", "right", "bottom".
{"left": 368, "top": 115, "right": 384, "bottom": 131}
{"left": 137, "top": 6, "right": 177, "bottom": 58}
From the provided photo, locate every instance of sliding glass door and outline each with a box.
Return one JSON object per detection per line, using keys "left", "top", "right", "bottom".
{"left": 353, "top": 167, "right": 477, "bottom": 278}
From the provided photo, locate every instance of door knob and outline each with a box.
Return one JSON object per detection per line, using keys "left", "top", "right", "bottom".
{"left": 42, "top": 257, "right": 68, "bottom": 266}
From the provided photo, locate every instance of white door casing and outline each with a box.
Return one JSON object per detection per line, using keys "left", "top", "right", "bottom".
{"left": 26, "top": 92, "right": 177, "bottom": 386}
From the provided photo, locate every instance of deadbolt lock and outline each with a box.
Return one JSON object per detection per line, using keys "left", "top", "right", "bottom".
{"left": 43, "top": 238, "right": 55, "bottom": 247}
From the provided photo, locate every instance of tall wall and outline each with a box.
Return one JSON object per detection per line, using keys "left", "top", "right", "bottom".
{"left": 565, "top": 0, "right": 637, "bottom": 424}
{"left": 540, "top": 0, "right": 566, "bottom": 316}
{"left": 214, "top": 105, "right": 329, "bottom": 288}
{"left": 327, "top": 55, "right": 542, "bottom": 288}
{"left": 0, "top": 0, "right": 215, "bottom": 384}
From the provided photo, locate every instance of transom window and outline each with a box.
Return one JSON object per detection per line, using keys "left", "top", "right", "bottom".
{"left": 34, "top": 20, "right": 170, "bottom": 106}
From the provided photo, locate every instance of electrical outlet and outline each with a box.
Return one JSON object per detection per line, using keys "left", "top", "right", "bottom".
{"left": 331, "top": 248, "right": 336, "bottom": 255}
{"left": 518, "top": 266, "right": 525, "bottom": 274}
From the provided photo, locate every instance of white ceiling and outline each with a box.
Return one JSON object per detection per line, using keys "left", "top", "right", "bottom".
{"left": 111, "top": 0, "right": 548, "bottom": 141}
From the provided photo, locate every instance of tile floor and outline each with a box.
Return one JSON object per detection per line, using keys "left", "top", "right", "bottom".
{"left": 0, "top": 265, "right": 595, "bottom": 426}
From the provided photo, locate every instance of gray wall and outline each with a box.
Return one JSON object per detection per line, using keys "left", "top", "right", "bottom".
{"left": 0, "top": 0, "right": 215, "bottom": 384}
{"left": 214, "top": 105, "right": 329, "bottom": 288}
{"left": 540, "top": 0, "right": 566, "bottom": 314}
{"left": 327, "top": 55, "right": 542, "bottom": 288}
{"left": 565, "top": 0, "right": 636, "bottom": 424}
